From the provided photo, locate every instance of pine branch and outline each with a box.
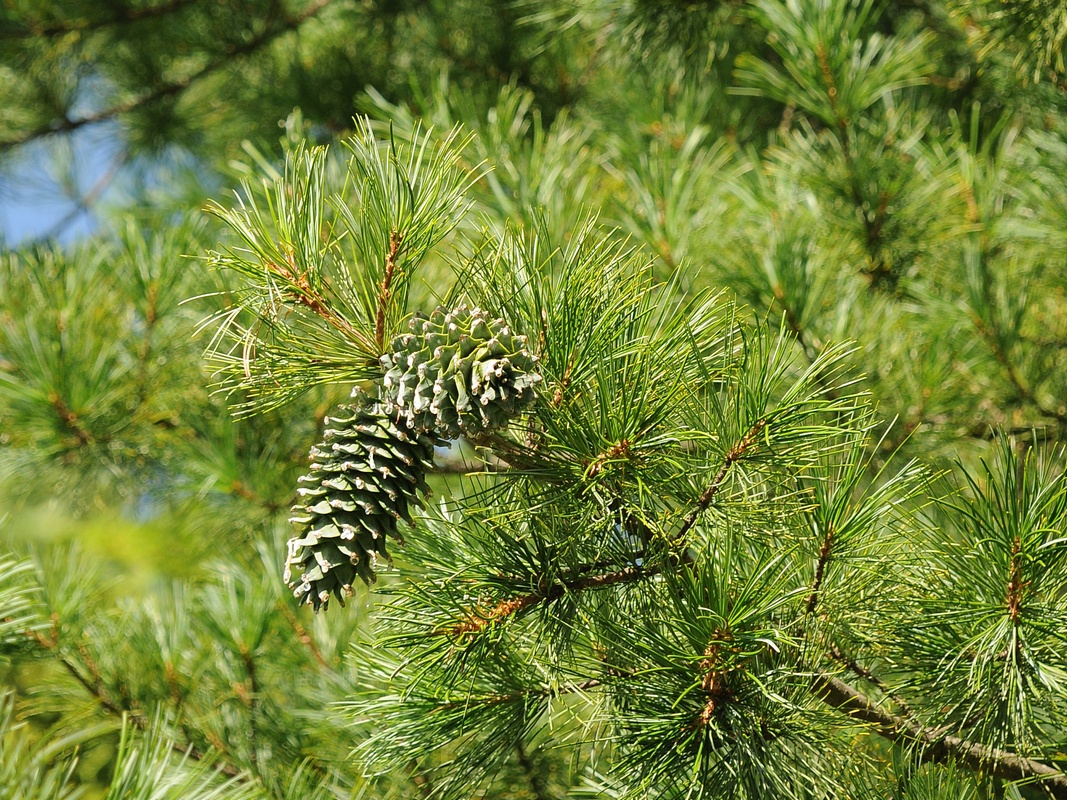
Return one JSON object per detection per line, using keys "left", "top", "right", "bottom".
{"left": 48, "top": 390, "right": 95, "bottom": 447}
{"left": 772, "top": 299, "right": 844, "bottom": 403}
{"left": 444, "top": 421, "right": 766, "bottom": 635}
{"left": 777, "top": 293, "right": 818, "bottom": 364}
{"left": 134, "top": 270, "right": 160, "bottom": 408}
{"left": 25, "top": 149, "right": 127, "bottom": 246}
{"left": 228, "top": 479, "right": 287, "bottom": 513}
{"left": 239, "top": 646, "right": 259, "bottom": 771}
{"left": 436, "top": 678, "right": 603, "bottom": 711}
{"left": 264, "top": 253, "right": 371, "bottom": 348}
{"left": 0, "top": 0, "right": 336, "bottom": 152}
{"left": 826, "top": 645, "right": 915, "bottom": 719}
{"left": 468, "top": 431, "right": 553, "bottom": 473}
{"left": 24, "top": 625, "right": 245, "bottom": 779}
{"left": 673, "top": 418, "right": 765, "bottom": 542}
{"left": 278, "top": 603, "right": 329, "bottom": 668}
{"left": 813, "top": 44, "right": 892, "bottom": 289}
{"left": 444, "top": 564, "right": 647, "bottom": 636}
{"left": 813, "top": 673, "right": 1067, "bottom": 797}
{"left": 0, "top": 0, "right": 200, "bottom": 39}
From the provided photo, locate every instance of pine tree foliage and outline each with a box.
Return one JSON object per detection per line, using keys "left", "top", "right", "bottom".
{"left": 4, "top": 0, "right": 1067, "bottom": 798}
{"left": 201, "top": 121, "right": 482, "bottom": 414}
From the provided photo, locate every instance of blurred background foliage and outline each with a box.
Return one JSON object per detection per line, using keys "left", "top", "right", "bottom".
{"left": 2, "top": 0, "right": 1067, "bottom": 797}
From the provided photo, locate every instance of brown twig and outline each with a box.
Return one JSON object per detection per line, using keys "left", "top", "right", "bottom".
{"left": 228, "top": 479, "right": 285, "bottom": 514}
{"left": 692, "top": 639, "right": 733, "bottom": 731}
{"left": 375, "top": 230, "right": 402, "bottom": 351}
{"left": 585, "top": 439, "right": 631, "bottom": 478}
{"left": 446, "top": 564, "right": 645, "bottom": 636}
{"left": 551, "top": 356, "right": 576, "bottom": 408}
{"left": 674, "top": 419, "right": 765, "bottom": 543}
{"left": 278, "top": 603, "right": 329, "bottom": 668}
{"left": 826, "top": 645, "right": 916, "bottom": 719}
{"left": 48, "top": 391, "right": 94, "bottom": 446}
{"left": 1005, "top": 536, "right": 1028, "bottom": 626}
{"left": 806, "top": 524, "right": 834, "bottom": 615}
{"left": 268, "top": 254, "right": 370, "bottom": 348}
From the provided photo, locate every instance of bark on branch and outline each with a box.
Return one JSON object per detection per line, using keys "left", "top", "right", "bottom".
{"left": 814, "top": 673, "right": 1067, "bottom": 797}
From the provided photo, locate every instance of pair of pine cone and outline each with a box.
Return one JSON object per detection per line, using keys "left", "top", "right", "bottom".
{"left": 284, "top": 305, "right": 540, "bottom": 610}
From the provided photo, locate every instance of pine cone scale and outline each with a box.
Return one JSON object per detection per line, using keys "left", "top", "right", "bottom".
{"left": 380, "top": 304, "right": 540, "bottom": 439}
{"left": 284, "top": 400, "right": 437, "bottom": 611}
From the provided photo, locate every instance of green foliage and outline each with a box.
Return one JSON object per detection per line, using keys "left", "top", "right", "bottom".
{"left": 0, "top": 555, "right": 42, "bottom": 653}
{"left": 4, "top": 0, "right": 1067, "bottom": 798}
{"left": 949, "top": 0, "right": 1067, "bottom": 84}
{"left": 735, "top": 0, "right": 935, "bottom": 125}
{"left": 203, "top": 122, "right": 481, "bottom": 414}
{"left": 891, "top": 441, "right": 1067, "bottom": 754}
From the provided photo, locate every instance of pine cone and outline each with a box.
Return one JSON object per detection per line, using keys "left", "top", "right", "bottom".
{"left": 380, "top": 304, "right": 540, "bottom": 439}
{"left": 284, "top": 401, "right": 437, "bottom": 611}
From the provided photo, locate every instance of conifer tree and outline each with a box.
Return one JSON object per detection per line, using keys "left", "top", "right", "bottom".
{"left": 3, "top": 1, "right": 1067, "bottom": 799}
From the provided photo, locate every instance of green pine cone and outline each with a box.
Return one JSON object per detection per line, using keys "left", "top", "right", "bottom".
{"left": 380, "top": 304, "right": 540, "bottom": 438}
{"left": 284, "top": 400, "right": 437, "bottom": 611}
